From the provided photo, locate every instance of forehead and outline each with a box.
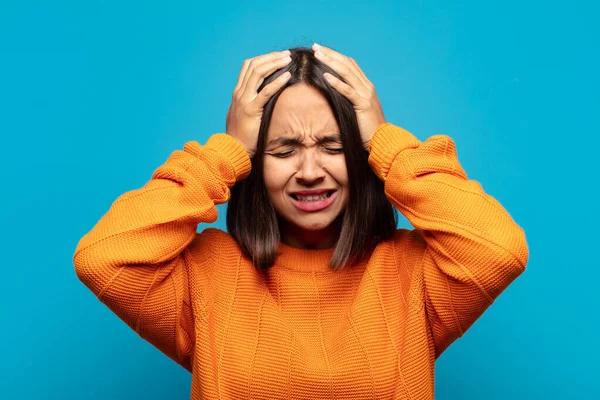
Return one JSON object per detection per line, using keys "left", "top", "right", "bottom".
{"left": 267, "top": 83, "right": 338, "bottom": 140}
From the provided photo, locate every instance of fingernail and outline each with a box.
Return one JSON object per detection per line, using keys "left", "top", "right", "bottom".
{"left": 281, "top": 49, "right": 291, "bottom": 55}
{"left": 313, "top": 43, "right": 321, "bottom": 49}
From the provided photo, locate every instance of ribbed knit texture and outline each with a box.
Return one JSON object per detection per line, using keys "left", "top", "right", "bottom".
{"left": 73, "top": 124, "right": 529, "bottom": 399}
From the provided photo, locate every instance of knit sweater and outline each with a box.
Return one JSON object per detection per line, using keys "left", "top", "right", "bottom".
{"left": 73, "top": 123, "right": 528, "bottom": 399}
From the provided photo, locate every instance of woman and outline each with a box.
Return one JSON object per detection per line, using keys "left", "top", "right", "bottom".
{"left": 74, "top": 44, "right": 529, "bottom": 399}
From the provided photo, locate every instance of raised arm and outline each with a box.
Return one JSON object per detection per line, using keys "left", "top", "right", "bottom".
{"left": 73, "top": 134, "right": 251, "bottom": 371}
{"left": 302, "top": 43, "right": 528, "bottom": 358}
{"left": 73, "top": 49, "right": 293, "bottom": 370}
{"left": 368, "top": 123, "right": 529, "bottom": 358}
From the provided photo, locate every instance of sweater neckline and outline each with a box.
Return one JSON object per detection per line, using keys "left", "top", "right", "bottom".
{"left": 275, "top": 242, "right": 337, "bottom": 272}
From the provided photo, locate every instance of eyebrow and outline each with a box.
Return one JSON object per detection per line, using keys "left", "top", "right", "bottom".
{"left": 267, "top": 134, "right": 342, "bottom": 147}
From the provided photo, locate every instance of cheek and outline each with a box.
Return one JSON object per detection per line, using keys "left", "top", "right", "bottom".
{"left": 263, "top": 160, "right": 291, "bottom": 193}
{"left": 324, "top": 158, "right": 349, "bottom": 187}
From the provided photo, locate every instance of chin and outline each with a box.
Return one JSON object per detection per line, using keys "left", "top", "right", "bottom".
{"left": 295, "top": 220, "right": 334, "bottom": 231}
{"left": 284, "top": 210, "right": 343, "bottom": 231}
{"left": 273, "top": 200, "right": 347, "bottom": 233}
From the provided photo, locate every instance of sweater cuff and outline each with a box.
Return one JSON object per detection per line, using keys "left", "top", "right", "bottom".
{"left": 368, "top": 123, "right": 421, "bottom": 180}
{"left": 204, "top": 134, "right": 252, "bottom": 182}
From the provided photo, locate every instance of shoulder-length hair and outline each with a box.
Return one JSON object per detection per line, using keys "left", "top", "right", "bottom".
{"left": 227, "top": 47, "right": 397, "bottom": 271}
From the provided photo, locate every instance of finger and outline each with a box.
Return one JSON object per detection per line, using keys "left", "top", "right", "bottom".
{"left": 313, "top": 43, "right": 366, "bottom": 82}
{"left": 254, "top": 71, "right": 292, "bottom": 108}
{"left": 313, "top": 43, "right": 372, "bottom": 90}
{"left": 348, "top": 57, "right": 374, "bottom": 89}
{"left": 234, "top": 58, "right": 252, "bottom": 93}
{"left": 243, "top": 55, "right": 292, "bottom": 99}
{"left": 324, "top": 72, "right": 365, "bottom": 106}
{"left": 239, "top": 50, "right": 290, "bottom": 97}
{"left": 313, "top": 49, "right": 366, "bottom": 95}
{"left": 235, "top": 50, "right": 289, "bottom": 94}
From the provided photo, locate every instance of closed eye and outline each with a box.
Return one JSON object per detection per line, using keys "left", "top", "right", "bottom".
{"left": 272, "top": 150, "right": 294, "bottom": 158}
{"left": 272, "top": 148, "right": 343, "bottom": 157}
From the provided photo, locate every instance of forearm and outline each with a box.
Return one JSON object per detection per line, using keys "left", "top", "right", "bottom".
{"left": 369, "top": 123, "right": 528, "bottom": 300}
{"left": 73, "top": 133, "right": 251, "bottom": 290}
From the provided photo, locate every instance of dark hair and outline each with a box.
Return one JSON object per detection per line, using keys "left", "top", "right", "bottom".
{"left": 227, "top": 47, "right": 397, "bottom": 271}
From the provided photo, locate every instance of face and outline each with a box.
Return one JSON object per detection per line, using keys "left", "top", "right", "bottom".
{"left": 263, "top": 83, "right": 349, "bottom": 248}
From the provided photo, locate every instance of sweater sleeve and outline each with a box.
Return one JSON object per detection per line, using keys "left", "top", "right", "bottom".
{"left": 72, "top": 133, "right": 251, "bottom": 371}
{"left": 368, "top": 123, "right": 529, "bottom": 359}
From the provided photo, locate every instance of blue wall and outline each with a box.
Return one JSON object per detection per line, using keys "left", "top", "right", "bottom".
{"left": 1, "top": 0, "right": 598, "bottom": 398}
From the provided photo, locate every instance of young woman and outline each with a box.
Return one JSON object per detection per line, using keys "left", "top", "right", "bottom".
{"left": 74, "top": 43, "right": 529, "bottom": 399}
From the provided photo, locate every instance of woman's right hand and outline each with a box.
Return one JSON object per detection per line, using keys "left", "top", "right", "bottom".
{"left": 226, "top": 50, "right": 293, "bottom": 157}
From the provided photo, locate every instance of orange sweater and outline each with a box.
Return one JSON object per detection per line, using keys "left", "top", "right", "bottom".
{"left": 73, "top": 123, "right": 528, "bottom": 399}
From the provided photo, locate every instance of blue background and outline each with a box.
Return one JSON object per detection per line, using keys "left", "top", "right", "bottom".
{"left": 1, "top": 0, "right": 598, "bottom": 398}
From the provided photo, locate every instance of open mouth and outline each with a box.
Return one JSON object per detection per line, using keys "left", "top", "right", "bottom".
{"left": 290, "top": 190, "right": 336, "bottom": 202}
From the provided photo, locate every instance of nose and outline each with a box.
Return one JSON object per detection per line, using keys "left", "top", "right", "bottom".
{"left": 295, "top": 150, "right": 325, "bottom": 185}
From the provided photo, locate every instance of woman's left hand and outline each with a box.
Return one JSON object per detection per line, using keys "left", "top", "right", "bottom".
{"left": 313, "top": 43, "right": 386, "bottom": 150}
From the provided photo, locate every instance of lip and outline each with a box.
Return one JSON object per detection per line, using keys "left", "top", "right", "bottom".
{"left": 290, "top": 189, "right": 336, "bottom": 196}
{"left": 289, "top": 190, "right": 338, "bottom": 213}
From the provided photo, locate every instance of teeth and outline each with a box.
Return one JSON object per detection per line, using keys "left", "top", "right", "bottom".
{"left": 296, "top": 193, "right": 329, "bottom": 202}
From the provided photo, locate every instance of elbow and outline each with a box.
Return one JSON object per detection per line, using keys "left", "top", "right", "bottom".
{"left": 72, "top": 246, "right": 106, "bottom": 296}
{"left": 73, "top": 238, "right": 91, "bottom": 279}
{"left": 73, "top": 250, "right": 88, "bottom": 281}
{"left": 491, "top": 227, "right": 529, "bottom": 293}
{"left": 509, "top": 226, "right": 529, "bottom": 274}
{"left": 73, "top": 249, "right": 93, "bottom": 289}
{"left": 478, "top": 229, "right": 528, "bottom": 301}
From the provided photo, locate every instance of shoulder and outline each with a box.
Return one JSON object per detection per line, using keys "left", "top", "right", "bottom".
{"left": 374, "top": 228, "right": 427, "bottom": 265}
{"left": 185, "top": 227, "right": 242, "bottom": 263}
{"left": 183, "top": 228, "right": 246, "bottom": 292}
{"left": 386, "top": 228, "right": 426, "bottom": 248}
{"left": 197, "top": 227, "right": 237, "bottom": 243}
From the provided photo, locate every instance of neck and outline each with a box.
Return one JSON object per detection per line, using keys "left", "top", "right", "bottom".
{"left": 279, "top": 217, "right": 341, "bottom": 250}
